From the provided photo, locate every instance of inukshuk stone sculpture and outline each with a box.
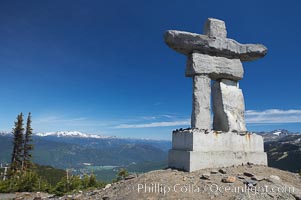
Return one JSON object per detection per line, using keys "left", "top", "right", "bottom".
{"left": 165, "top": 18, "right": 268, "bottom": 171}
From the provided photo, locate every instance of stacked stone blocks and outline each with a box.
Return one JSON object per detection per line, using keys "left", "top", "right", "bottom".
{"left": 164, "top": 18, "right": 268, "bottom": 171}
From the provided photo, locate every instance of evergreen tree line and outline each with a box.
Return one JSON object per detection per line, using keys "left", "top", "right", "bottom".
{"left": 0, "top": 112, "right": 105, "bottom": 195}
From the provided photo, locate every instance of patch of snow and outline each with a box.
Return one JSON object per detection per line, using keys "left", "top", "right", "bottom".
{"left": 273, "top": 131, "right": 281, "bottom": 136}
{"left": 83, "top": 163, "right": 93, "bottom": 166}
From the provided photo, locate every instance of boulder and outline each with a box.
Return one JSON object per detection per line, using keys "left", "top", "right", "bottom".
{"left": 243, "top": 172, "right": 255, "bottom": 177}
{"left": 221, "top": 176, "right": 236, "bottom": 183}
{"left": 219, "top": 168, "right": 227, "bottom": 174}
{"left": 269, "top": 175, "right": 281, "bottom": 181}
{"left": 251, "top": 175, "right": 265, "bottom": 181}
{"left": 201, "top": 173, "right": 211, "bottom": 180}
{"left": 125, "top": 174, "right": 137, "bottom": 180}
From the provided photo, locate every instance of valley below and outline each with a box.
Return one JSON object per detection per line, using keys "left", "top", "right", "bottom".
{"left": 0, "top": 129, "right": 300, "bottom": 182}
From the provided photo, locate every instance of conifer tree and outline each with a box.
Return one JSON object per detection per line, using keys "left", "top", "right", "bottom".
{"left": 23, "top": 112, "right": 33, "bottom": 171}
{"left": 11, "top": 113, "right": 24, "bottom": 172}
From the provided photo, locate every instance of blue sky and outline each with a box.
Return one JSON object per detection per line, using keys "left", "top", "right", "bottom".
{"left": 0, "top": 0, "right": 301, "bottom": 139}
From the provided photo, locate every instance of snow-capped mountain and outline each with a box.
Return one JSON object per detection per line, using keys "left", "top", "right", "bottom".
{"left": 35, "top": 131, "right": 111, "bottom": 139}
{"left": 270, "top": 129, "right": 290, "bottom": 136}
{"left": 256, "top": 129, "right": 300, "bottom": 142}
{"left": 0, "top": 131, "right": 12, "bottom": 136}
{"left": 1, "top": 130, "right": 164, "bottom": 141}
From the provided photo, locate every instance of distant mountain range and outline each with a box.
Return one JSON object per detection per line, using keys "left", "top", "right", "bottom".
{"left": 255, "top": 129, "right": 300, "bottom": 142}
{"left": 0, "top": 131, "right": 170, "bottom": 170}
{"left": 257, "top": 129, "right": 301, "bottom": 173}
{"left": 0, "top": 130, "right": 168, "bottom": 140}
{"left": 0, "top": 129, "right": 300, "bottom": 180}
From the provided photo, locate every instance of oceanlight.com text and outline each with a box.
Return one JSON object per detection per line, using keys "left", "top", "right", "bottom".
{"left": 132, "top": 183, "right": 295, "bottom": 196}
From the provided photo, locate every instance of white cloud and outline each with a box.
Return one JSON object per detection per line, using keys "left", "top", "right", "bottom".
{"left": 115, "top": 109, "right": 301, "bottom": 129}
{"left": 33, "top": 109, "right": 301, "bottom": 131}
{"left": 161, "top": 114, "right": 174, "bottom": 119}
{"left": 141, "top": 116, "right": 158, "bottom": 120}
{"left": 245, "top": 109, "right": 301, "bottom": 124}
{"left": 140, "top": 114, "right": 177, "bottom": 121}
{"left": 34, "top": 116, "right": 87, "bottom": 124}
{"left": 33, "top": 113, "right": 183, "bottom": 132}
{"left": 32, "top": 115, "right": 114, "bottom": 134}
{"left": 246, "top": 109, "right": 301, "bottom": 116}
{"left": 115, "top": 119, "right": 190, "bottom": 128}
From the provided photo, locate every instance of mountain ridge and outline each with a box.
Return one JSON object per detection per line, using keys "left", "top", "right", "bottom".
{"left": 1, "top": 129, "right": 299, "bottom": 140}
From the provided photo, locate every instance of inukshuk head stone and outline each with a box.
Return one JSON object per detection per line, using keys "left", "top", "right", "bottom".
{"left": 164, "top": 18, "right": 267, "bottom": 132}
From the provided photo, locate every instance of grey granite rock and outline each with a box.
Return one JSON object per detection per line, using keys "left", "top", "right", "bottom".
{"left": 186, "top": 52, "right": 244, "bottom": 80}
{"left": 204, "top": 18, "right": 227, "bottom": 38}
{"left": 164, "top": 30, "right": 267, "bottom": 61}
{"left": 201, "top": 173, "right": 211, "bottom": 180}
{"left": 243, "top": 172, "right": 255, "bottom": 177}
{"left": 219, "top": 168, "right": 227, "bottom": 174}
{"left": 191, "top": 75, "right": 211, "bottom": 129}
{"left": 251, "top": 175, "right": 265, "bottom": 181}
{"left": 212, "top": 79, "right": 247, "bottom": 132}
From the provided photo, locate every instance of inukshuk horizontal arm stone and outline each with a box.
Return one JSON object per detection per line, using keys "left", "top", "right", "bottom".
{"left": 164, "top": 30, "right": 267, "bottom": 62}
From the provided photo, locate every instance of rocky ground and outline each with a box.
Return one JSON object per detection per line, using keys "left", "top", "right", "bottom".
{"left": 1, "top": 164, "right": 301, "bottom": 200}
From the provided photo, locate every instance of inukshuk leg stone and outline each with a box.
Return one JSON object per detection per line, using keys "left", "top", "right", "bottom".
{"left": 212, "top": 79, "right": 247, "bottom": 132}
{"left": 164, "top": 18, "right": 268, "bottom": 171}
{"left": 191, "top": 75, "right": 211, "bottom": 129}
